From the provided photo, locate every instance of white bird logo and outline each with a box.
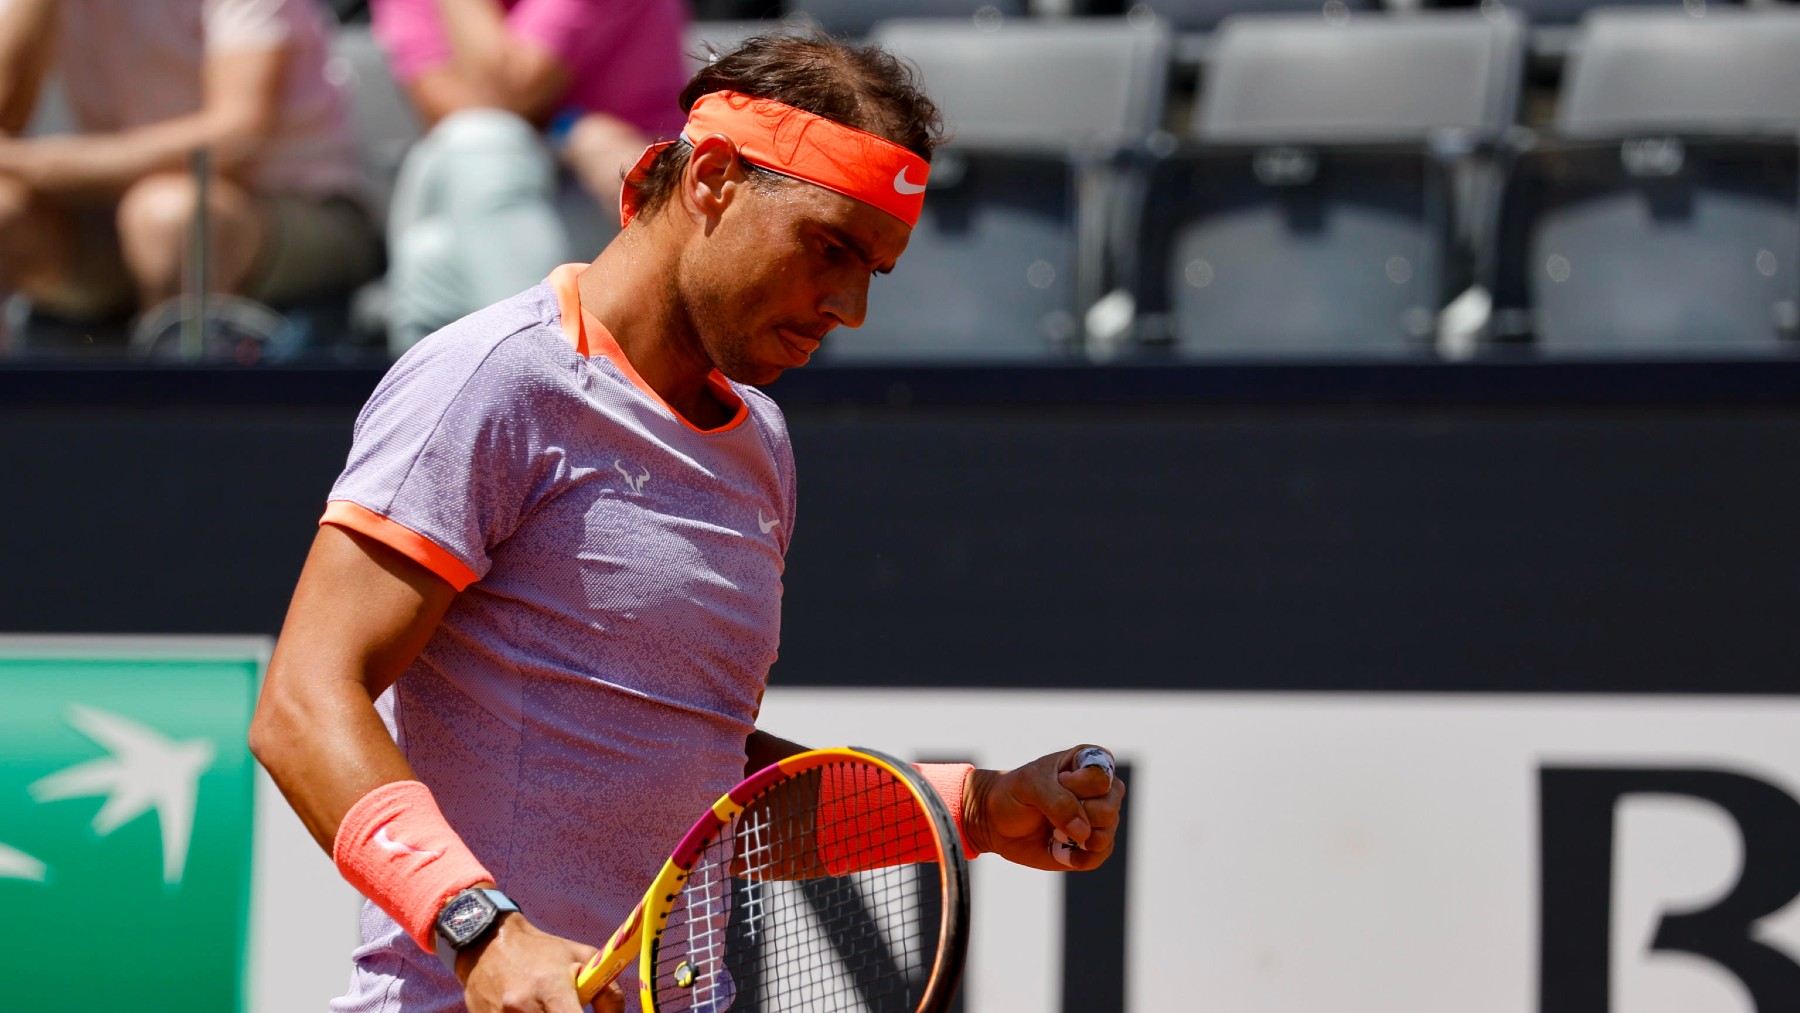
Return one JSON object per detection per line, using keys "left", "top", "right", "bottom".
{"left": 28, "top": 705, "right": 215, "bottom": 886}
{"left": 0, "top": 841, "right": 46, "bottom": 882}
{"left": 615, "top": 459, "right": 650, "bottom": 494}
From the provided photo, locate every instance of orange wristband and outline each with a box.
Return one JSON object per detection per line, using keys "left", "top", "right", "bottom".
{"left": 915, "top": 762, "right": 979, "bottom": 860}
{"left": 332, "top": 780, "right": 494, "bottom": 953}
{"left": 814, "top": 762, "right": 979, "bottom": 875}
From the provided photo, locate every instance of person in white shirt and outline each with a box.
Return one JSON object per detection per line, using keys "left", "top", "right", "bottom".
{"left": 0, "top": 0, "right": 380, "bottom": 327}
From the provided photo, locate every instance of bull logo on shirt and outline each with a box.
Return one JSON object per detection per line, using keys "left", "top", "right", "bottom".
{"left": 614, "top": 460, "right": 651, "bottom": 494}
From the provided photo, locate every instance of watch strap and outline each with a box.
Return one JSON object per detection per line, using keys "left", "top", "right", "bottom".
{"left": 434, "top": 888, "right": 522, "bottom": 972}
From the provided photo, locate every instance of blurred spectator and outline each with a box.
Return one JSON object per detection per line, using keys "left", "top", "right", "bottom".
{"left": 371, "top": 0, "right": 689, "bottom": 352}
{"left": 0, "top": 0, "right": 381, "bottom": 333}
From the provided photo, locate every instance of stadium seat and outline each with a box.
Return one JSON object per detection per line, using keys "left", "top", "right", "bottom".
{"left": 1487, "top": 8, "right": 1800, "bottom": 355}
{"left": 685, "top": 17, "right": 823, "bottom": 74}
{"left": 792, "top": 0, "right": 1027, "bottom": 39}
{"left": 21, "top": 75, "right": 74, "bottom": 138}
{"left": 1423, "top": 0, "right": 1745, "bottom": 78}
{"left": 327, "top": 25, "right": 425, "bottom": 222}
{"left": 812, "top": 17, "right": 1171, "bottom": 363}
{"left": 1130, "top": 0, "right": 1378, "bottom": 36}
{"left": 1557, "top": 7, "right": 1800, "bottom": 134}
{"left": 1436, "top": 0, "right": 1740, "bottom": 29}
{"left": 1128, "top": 0, "right": 1383, "bottom": 69}
{"left": 1126, "top": 10, "right": 1525, "bottom": 357}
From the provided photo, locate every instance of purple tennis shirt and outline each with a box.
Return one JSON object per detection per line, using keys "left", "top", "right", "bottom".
{"left": 324, "top": 265, "right": 795, "bottom": 1012}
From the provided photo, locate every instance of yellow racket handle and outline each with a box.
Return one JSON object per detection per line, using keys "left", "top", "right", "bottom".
{"left": 574, "top": 897, "right": 644, "bottom": 1005}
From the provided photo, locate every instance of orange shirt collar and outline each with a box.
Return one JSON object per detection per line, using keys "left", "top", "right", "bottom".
{"left": 545, "top": 263, "right": 748, "bottom": 436}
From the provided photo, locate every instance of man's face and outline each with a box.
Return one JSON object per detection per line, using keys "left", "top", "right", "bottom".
{"left": 678, "top": 173, "right": 913, "bottom": 386}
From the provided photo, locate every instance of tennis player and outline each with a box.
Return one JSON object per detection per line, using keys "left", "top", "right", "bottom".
{"left": 250, "top": 34, "right": 1124, "bottom": 1013}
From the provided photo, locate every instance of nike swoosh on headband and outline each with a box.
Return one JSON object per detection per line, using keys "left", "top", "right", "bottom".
{"left": 893, "top": 167, "right": 928, "bottom": 195}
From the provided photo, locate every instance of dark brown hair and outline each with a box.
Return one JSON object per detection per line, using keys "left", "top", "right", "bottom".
{"left": 627, "top": 33, "right": 945, "bottom": 221}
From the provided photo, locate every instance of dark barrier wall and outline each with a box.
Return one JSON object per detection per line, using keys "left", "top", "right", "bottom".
{"left": 3, "top": 362, "right": 1797, "bottom": 694}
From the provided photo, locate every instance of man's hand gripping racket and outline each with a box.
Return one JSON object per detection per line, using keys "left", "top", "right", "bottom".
{"left": 574, "top": 747, "right": 970, "bottom": 1013}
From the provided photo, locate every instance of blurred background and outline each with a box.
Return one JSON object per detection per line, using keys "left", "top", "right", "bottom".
{"left": 3, "top": 0, "right": 1800, "bottom": 1010}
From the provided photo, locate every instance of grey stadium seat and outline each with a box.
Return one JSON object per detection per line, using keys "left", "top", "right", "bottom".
{"left": 685, "top": 17, "right": 824, "bottom": 74}
{"left": 1131, "top": 0, "right": 1378, "bottom": 36}
{"left": 22, "top": 74, "right": 75, "bottom": 137}
{"left": 1557, "top": 7, "right": 1800, "bottom": 136}
{"left": 814, "top": 17, "right": 1171, "bottom": 362}
{"left": 792, "top": 0, "right": 1026, "bottom": 39}
{"left": 1128, "top": 10, "right": 1525, "bottom": 357}
{"left": 1196, "top": 11, "right": 1524, "bottom": 145}
{"left": 1488, "top": 9, "right": 1800, "bottom": 355}
{"left": 1447, "top": 0, "right": 1740, "bottom": 29}
{"left": 327, "top": 24, "right": 425, "bottom": 221}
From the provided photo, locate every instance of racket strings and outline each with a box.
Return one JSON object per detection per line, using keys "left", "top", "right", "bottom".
{"left": 652, "top": 762, "right": 948, "bottom": 1012}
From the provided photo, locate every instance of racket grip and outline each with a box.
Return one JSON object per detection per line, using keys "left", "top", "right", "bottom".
{"left": 1074, "top": 747, "right": 1115, "bottom": 783}
{"left": 575, "top": 898, "right": 643, "bottom": 1003}
{"left": 1050, "top": 748, "right": 1116, "bottom": 867}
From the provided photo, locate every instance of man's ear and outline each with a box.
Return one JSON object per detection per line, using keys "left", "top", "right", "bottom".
{"left": 681, "top": 133, "right": 747, "bottom": 227}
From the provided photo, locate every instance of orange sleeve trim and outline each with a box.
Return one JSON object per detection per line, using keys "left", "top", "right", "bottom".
{"left": 321, "top": 501, "right": 482, "bottom": 592}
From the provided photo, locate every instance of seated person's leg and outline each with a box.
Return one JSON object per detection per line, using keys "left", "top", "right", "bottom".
{"left": 115, "top": 169, "right": 380, "bottom": 310}
{"left": 240, "top": 194, "right": 382, "bottom": 309}
{"left": 387, "top": 108, "right": 570, "bottom": 351}
{"left": 0, "top": 175, "right": 133, "bottom": 323}
{"left": 560, "top": 112, "right": 651, "bottom": 216}
{"left": 115, "top": 170, "right": 267, "bottom": 309}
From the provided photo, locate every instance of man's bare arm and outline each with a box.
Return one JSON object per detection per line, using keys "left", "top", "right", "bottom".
{"left": 413, "top": 0, "right": 570, "bottom": 127}
{"left": 0, "top": 43, "right": 286, "bottom": 194}
{"left": 0, "top": 0, "right": 55, "bottom": 135}
{"left": 252, "top": 525, "right": 622, "bottom": 1011}
{"left": 249, "top": 524, "right": 456, "bottom": 853}
{"left": 745, "top": 728, "right": 811, "bottom": 777}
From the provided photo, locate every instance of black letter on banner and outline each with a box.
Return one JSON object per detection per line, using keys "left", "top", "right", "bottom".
{"left": 1062, "top": 760, "right": 1131, "bottom": 1013}
{"left": 1539, "top": 767, "right": 1800, "bottom": 1012}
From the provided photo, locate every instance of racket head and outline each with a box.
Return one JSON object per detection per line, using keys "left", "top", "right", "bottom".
{"left": 634, "top": 746, "right": 970, "bottom": 1013}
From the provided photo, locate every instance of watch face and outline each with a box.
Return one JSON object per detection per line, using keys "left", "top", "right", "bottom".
{"left": 439, "top": 890, "right": 497, "bottom": 947}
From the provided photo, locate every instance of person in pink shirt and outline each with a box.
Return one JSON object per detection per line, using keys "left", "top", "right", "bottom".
{"left": 251, "top": 33, "right": 1127, "bottom": 1013}
{"left": 371, "top": 0, "right": 690, "bottom": 353}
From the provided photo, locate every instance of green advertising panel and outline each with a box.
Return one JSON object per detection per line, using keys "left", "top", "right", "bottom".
{"left": 0, "top": 641, "right": 260, "bottom": 1011}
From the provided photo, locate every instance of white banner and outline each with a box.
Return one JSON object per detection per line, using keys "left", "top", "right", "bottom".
{"left": 256, "top": 689, "right": 1800, "bottom": 1012}
{"left": 757, "top": 689, "right": 1800, "bottom": 1013}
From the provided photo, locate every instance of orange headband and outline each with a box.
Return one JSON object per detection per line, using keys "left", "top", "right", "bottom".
{"left": 619, "top": 90, "right": 930, "bottom": 228}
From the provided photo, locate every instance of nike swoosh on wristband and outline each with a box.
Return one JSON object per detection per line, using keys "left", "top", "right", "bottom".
{"left": 374, "top": 823, "right": 441, "bottom": 859}
{"left": 893, "top": 167, "right": 927, "bottom": 195}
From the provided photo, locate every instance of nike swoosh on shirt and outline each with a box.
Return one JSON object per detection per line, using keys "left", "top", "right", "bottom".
{"left": 893, "top": 167, "right": 927, "bottom": 195}
{"left": 758, "top": 510, "right": 782, "bottom": 535}
{"left": 374, "top": 823, "right": 441, "bottom": 858}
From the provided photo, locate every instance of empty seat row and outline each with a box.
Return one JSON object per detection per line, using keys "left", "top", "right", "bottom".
{"left": 689, "top": 0, "right": 1759, "bottom": 37}
{"left": 726, "top": 7, "right": 1800, "bottom": 361}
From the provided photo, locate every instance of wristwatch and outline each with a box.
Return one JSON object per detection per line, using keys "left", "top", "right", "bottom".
{"left": 434, "top": 888, "right": 522, "bottom": 971}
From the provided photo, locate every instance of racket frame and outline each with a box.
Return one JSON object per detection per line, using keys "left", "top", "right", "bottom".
{"left": 575, "top": 746, "right": 970, "bottom": 1012}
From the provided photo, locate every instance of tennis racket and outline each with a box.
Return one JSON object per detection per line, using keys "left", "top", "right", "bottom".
{"left": 574, "top": 747, "right": 970, "bottom": 1012}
